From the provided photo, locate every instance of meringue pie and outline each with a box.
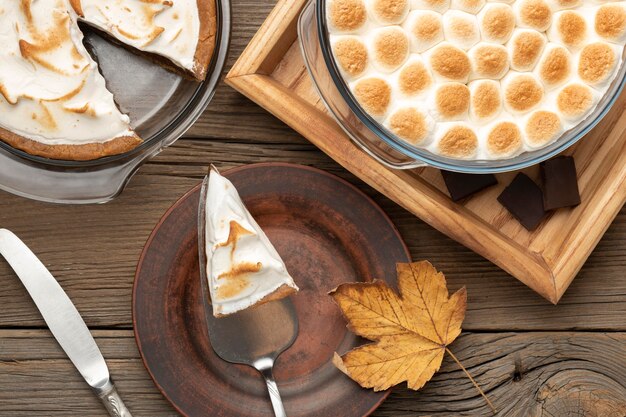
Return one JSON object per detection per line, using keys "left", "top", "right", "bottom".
{"left": 203, "top": 168, "right": 299, "bottom": 317}
{"left": 327, "top": 0, "right": 626, "bottom": 160}
{"left": 0, "top": 0, "right": 216, "bottom": 161}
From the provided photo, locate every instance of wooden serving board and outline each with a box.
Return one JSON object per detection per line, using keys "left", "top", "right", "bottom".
{"left": 225, "top": 0, "right": 626, "bottom": 303}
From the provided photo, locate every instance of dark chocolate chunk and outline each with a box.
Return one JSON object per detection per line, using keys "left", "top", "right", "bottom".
{"left": 441, "top": 170, "right": 498, "bottom": 202}
{"left": 498, "top": 173, "right": 547, "bottom": 231}
{"left": 540, "top": 156, "right": 581, "bottom": 210}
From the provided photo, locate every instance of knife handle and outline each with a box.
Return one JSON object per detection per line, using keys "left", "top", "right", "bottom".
{"left": 94, "top": 379, "right": 133, "bottom": 417}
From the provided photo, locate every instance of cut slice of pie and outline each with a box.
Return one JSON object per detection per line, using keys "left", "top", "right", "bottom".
{"left": 203, "top": 167, "right": 299, "bottom": 317}
{"left": 71, "top": 0, "right": 217, "bottom": 80}
{"left": 0, "top": 0, "right": 216, "bottom": 161}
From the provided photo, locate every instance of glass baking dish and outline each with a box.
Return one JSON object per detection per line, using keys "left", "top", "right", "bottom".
{"left": 0, "top": 0, "right": 231, "bottom": 204}
{"left": 298, "top": 0, "right": 626, "bottom": 173}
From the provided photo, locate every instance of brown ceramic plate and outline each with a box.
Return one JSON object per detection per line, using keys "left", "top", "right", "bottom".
{"left": 133, "top": 163, "right": 410, "bottom": 417}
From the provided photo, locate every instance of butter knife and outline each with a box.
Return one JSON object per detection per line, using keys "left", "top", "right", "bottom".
{"left": 0, "top": 229, "right": 132, "bottom": 417}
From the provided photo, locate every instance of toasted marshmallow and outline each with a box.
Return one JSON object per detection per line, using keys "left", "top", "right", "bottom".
{"left": 450, "top": 0, "right": 486, "bottom": 14}
{"left": 469, "top": 43, "right": 510, "bottom": 79}
{"left": 478, "top": 3, "right": 516, "bottom": 43}
{"left": 432, "top": 82, "right": 471, "bottom": 120}
{"left": 368, "top": 0, "right": 411, "bottom": 24}
{"left": 435, "top": 123, "right": 479, "bottom": 158}
{"left": 469, "top": 79, "right": 503, "bottom": 122}
{"left": 332, "top": 36, "right": 369, "bottom": 79}
{"left": 535, "top": 43, "right": 572, "bottom": 89}
{"left": 486, "top": 121, "right": 524, "bottom": 157}
{"left": 515, "top": 0, "right": 553, "bottom": 31}
{"left": 443, "top": 10, "right": 481, "bottom": 49}
{"left": 594, "top": 3, "right": 626, "bottom": 43}
{"left": 411, "top": 0, "right": 451, "bottom": 14}
{"left": 578, "top": 41, "right": 620, "bottom": 87}
{"left": 508, "top": 29, "right": 547, "bottom": 71}
{"left": 404, "top": 10, "right": 444, "bottom": 52}
{"left": 524, "top": 110, "right": 563, "bottom": 147}
{"left": 328, "top": 0, "right": 369, "bottom": 32}
{"left": 327, "top": 0, "right": 626, "bottom": 162}
{"left": 386, "top": 107, "right": 435, "bottom": 144}
{"left": 427, "top": 42, "right": 472, "bottom": 81}
{"left": 502, "top": 72, "right": 545, "bottom": 113}
{"left": 555, "top": 82, "right": 598, "bottom": 121}
{"left": 352, "top": 77, "right": 393, "bottom": 118}
{"left": 547, "top": 10, "right": 589, "bottom": 49}
{"left": 397, "top": 58, "right": 434, "bottom": 96}
{"left": 546, "top": 0, "right": 582, "bottom": 11}
{"left": 371, "top": 26, "right": 410, "bottom": 72}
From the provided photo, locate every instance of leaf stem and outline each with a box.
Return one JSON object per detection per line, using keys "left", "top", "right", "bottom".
{"left": 445, "top": 347, "right": 496, "bottom": 414}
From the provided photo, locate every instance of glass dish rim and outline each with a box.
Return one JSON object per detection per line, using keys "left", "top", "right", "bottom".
{"left": 0, "top": 0, "right": 229, "bottom": 169}
{"left": 315, "top": 0, "right": 626, "bottom": 173}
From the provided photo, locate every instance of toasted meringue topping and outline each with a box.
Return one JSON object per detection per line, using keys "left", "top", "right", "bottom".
{"left": 0, "top": 0, "right": 133, "bottom": 145}
{"left": 205, "top": 168, "right": 299, "bottom": 317}
{"left": 76, "top": 0, "right": 200, "bottom": 72}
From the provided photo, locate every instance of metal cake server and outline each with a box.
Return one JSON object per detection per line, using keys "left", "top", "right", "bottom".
{"left": 198, "top": 174, "right": 299, "bottom": 417}
{"left": 0, "top": 229, "right": 132, "bottom": 417}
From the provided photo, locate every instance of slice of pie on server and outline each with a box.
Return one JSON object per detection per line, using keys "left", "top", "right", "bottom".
{"left": 204, "top": 167, "right": 299, "bottom": 317}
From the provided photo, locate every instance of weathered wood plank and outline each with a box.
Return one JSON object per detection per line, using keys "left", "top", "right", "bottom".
{"left": 2, "top": 330, "right": 625, "bottom": 416}
{"left": 0, "top": 140, "right": 624, "bottom": 331}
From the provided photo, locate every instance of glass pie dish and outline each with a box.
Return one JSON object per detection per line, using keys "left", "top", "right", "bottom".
{"left": 298, "top": 0, "right": 626, "bottom": 173}
{"left": 0, "top": 0, "right": 231, "bottom": 204}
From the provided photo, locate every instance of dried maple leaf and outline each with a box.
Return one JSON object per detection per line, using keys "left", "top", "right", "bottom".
{"left": 330, "top": 261, "right": 494, "bottom": 412}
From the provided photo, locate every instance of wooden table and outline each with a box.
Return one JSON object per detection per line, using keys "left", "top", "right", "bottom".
{"left": 1, "top": 1, "right": 625, "bottom": 415}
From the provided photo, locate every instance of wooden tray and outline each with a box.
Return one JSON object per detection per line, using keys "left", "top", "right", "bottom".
{"left": 225, "top": 0, "right": 626, "bottom": 303}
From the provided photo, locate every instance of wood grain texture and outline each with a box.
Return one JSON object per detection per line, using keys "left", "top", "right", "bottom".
{"left": 0, "top": 0, "right": 624, "bottom": 416}
{"left": 225, "top": 0, "right": 626, "bottom": 303}
{"left": 2, "top": 330, "right": 626, "bottom": 416}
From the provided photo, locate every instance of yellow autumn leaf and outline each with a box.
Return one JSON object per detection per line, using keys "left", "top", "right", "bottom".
{"left": 330, "top": 261, "right": 467, "bottom": 392}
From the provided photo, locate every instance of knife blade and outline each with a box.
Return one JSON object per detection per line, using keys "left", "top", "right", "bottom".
{"left": 0, "top": 229, "right": 132, "bottom": 417}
